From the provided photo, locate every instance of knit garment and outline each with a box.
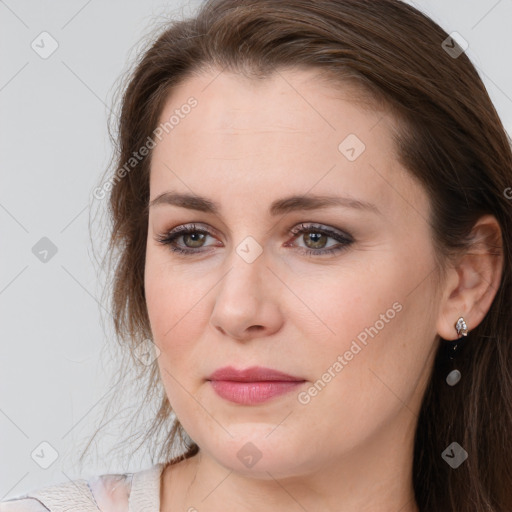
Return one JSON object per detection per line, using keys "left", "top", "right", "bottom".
{"left": 0, "top": 463, "right": 165, "bottom": 512}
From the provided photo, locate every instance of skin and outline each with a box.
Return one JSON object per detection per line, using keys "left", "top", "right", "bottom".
{"left": 144, "top": 67, "right": 503, "bottom": 512}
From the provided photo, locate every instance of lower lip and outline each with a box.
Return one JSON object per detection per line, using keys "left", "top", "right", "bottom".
{"left": 209, "top": 380, "right": 305, "bottom": 405}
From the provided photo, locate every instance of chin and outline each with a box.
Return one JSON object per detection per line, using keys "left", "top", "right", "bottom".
{"left": 201, "top": 432, "right": 316, "bottom": 479}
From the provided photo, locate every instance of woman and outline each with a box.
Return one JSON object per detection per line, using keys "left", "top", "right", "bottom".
{"left": 2, "top": 0, "right": 511, "bottom": 510}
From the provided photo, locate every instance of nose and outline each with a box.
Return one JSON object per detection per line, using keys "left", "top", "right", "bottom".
{"left": 209, "top": 252, "right": 284, "bottom": 342}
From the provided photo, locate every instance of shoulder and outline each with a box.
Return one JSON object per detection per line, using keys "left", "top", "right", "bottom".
{"left": 0, "top": 498, "right": 49, "bottom": 511}
{"left": 88, "top": 471, "right": 132, "bottom": 510}
{"left": 0, "top": 463, "right": 165, "bottom": 512}
{"left": 0, "top": 476, "right": 100, "bottom": 512}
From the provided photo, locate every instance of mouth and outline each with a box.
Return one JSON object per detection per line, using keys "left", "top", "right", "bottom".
{"left": 207, "top": 366, "right": 306, "bottom": 405}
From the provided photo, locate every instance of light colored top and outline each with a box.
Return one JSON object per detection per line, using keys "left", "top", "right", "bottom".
{"left": 0, "top": 463, "right": 165, "bottom": 512}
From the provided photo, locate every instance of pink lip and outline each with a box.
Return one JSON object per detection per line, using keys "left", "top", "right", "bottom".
{"left": 207, "top": 366, "right": 306, "bottom": 405}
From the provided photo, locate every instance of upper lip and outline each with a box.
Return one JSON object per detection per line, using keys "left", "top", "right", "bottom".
{"left": 208, "top": 366, "right": 304, "bottom": 382}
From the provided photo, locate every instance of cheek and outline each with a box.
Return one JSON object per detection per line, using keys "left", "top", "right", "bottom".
{"left": 144, "top": 260, "right": 212, "bottom": 418}
{"left": 285, "top": 260, "right": 397, "bottom": 349}
{"left": 145, "top": 265, "right": 206, "bottom": 352}
{"left": 301, "top": 262, "right": 437, "bottom": 416}
{"left": 289, "top": 252, "right": 434, "bottom": 389}
{"left": 144, "top": 247, "right": 223, "bottom": 389}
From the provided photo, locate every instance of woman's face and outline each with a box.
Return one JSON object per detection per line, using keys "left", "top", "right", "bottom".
{"left": 145, "top": 67, "right": 443, "bottom": 479}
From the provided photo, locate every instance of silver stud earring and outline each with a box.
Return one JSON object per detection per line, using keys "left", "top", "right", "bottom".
{"left": 455, "top": 317, "right": 468, "bottom": 337}
{"left": 445, "top": 316, "right": 468, "bottom": 386}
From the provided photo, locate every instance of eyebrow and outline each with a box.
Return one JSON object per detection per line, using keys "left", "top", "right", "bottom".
{"left": 148, "top": 191, "right": 382, "bottom": 216}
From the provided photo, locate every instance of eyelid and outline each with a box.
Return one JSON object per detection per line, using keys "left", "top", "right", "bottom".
{"left": 160, "top": 221, "right": 351, "bottom": 241}
{"left": 161, "top": 222, "right": 218, "bottom": 239}
{"left": 287, "top": 222, "right": 353, "bottom": 242}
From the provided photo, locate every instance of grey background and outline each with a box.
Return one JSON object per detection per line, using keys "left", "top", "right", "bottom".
{"left": 1, "top": 0, "right": 511, "bottom": 500}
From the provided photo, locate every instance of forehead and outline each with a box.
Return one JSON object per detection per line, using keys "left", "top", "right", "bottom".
{"left": 149, "top": 67, "right": 425, "bottom": 222}
{"left": 154, "top": 67, "right": 388, "bottom": 152}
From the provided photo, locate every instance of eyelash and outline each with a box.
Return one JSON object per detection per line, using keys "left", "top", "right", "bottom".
{"left": 155, "top": 222, "right": 354, "bottom": 257}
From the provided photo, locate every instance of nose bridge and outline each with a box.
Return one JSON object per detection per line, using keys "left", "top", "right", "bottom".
{"left": 216, "top": 239, "right": 267, "bottom": 312}
{"left": 209, "top": 239, "right": 283, "bottom": 340}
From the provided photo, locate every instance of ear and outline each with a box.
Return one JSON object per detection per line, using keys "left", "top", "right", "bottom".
{"left": 436, "top": 214, "right": 504, "bottom": 341}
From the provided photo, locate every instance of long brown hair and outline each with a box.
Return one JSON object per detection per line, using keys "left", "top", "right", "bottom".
{"left": 84, "top": 1, "right": 512, "bottom": 509}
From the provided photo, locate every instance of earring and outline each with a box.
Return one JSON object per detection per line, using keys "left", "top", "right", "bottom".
{"left": 445, "top": 316, "right": 468, "bottom": 386}
{"left": 455, "top": 317, "right": 468, "bottom": 337}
